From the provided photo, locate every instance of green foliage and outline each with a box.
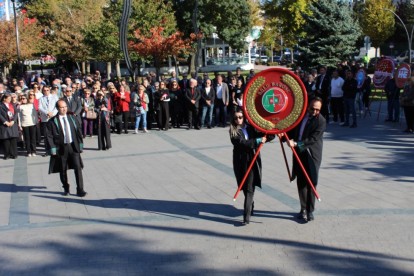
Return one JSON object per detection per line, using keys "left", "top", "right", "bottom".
{"left": 299, "top": 0, "right": 361, "bottom": 69}
{"left": 360, "top": 0, "right": 395, "bottom": 47}
{"left": 393, "top": 1, "right": 414, "bottom": 44}
{"left": 262, "top": 0, "right": 313, "bottom": 48}
{"left": 173, "top": 0, "right": 251, "bottom": 52}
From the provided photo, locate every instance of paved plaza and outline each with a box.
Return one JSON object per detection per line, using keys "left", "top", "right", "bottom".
{"left": 0, "top": 103, "right": 413, "bottom": 275}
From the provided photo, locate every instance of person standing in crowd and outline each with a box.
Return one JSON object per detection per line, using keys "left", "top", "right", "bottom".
{"left": 95, "top": 91, "right": 112, "bottom": 150}
{"left": 169, "top": 80, "right": 182, "bottom": 128}
{"left": 231, "top": 79, "right": 244, "bottom": 112}
{"left": 330, "top": 70, "right": 345, "bottom": 124}
{"left": 314, "top": 66, "right": 331, "bottom": 123}
{"left": 39, "top": 86, "right": 58, "bottom": 156}
{"left": 304, "top": 74, "right": 315, "bottom": 102}
{"left": 185, "top": 78, "right": 201, "bottom": 130}
{"left": 113, "top": 84, "right": 131, "bottom": 134}
{"left": 342, "top": 70, "right": 358, "bottom": 128}
{"left": 155, "top": 81, "right": 170, "bottom": 131}
{"left": 285, "top": 97, "right": 326, "bottom": 222}
{"left": 0, "top": 94, "right": 19, "bottom": 160}
{"left": 384, "top": 77, "right": 400, "bottom": 122}
{"left": 361, "top": 73, "right": 372, "bottom": 115}
{"left": 246, "top": 69, "right": 255, "bottom": 83}
{"left": 200, "top": 78, "right": 215, "bottom": 129}
{"left": 133, "top": 85, "right": 150, "bottom": 134}
{"left": 81, "top": 88, "right": 95, "bottom": 138}
{"left": 230, "top": 108, "right": 273, "bottom": 225}
{"left": 18, "top": 94, "right": 38, "bottom": 157}
{"left": 47, "top": 99, "right": 87, "bottom": 197}
{"left": 234, "top": 67, "right": 245, "bottom": 86}
{"left": 63, "top": 86, "right": 82, "bottom": 126}
{"left": 143, "top": 78, "right": 155, "bottom": 130}
{"left": 400, "top": 76, "right": 414, "bottom": 133}
{"left": 214, "top": 75, "right": 230, "bottom": 127}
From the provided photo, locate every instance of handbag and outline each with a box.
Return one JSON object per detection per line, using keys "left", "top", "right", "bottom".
{"left": 86, "top": 110, "right": 97, "bottom": 120}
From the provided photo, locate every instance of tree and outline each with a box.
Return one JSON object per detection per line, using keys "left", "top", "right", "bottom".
{"left": 262, "top": 0, "right": 314, "bottom": 59}
{"left": 130, "top": 26, "right": 195, "bottom": 78}
{"left": 299, "top": 0, "right": 361, "bottom": 69}
{"left": 25, "top": 0, "right": 106, "bottom": 71}
{"left": 0, "top": 11, "right": 43, "bottom": 76}
{"left": 393, "top": 1, "right": 414, "bottom": 50}
{"left": 360, "top": 0, "right": 395, "bottom": 53}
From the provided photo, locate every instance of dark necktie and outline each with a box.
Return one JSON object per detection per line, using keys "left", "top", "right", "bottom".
{"left": 63, "top": 117, "right": 70, "bottom": 144}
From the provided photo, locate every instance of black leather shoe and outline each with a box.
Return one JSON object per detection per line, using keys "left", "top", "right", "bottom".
{"left": 3, "top": 156, "right": 9, "bottom": 160}
{"left": 307, "top": 212, "right": 314, "bottom": 221}
{"left": 63, "top": 190, "right": 69, "bottom": 196}
{"left": 297, "top": 210, "right": 307, "bottom": 220}
{"left": 77, "top": 191, "right": 87, "bottom": 197}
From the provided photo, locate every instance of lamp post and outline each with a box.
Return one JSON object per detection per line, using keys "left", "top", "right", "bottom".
{"left": 389, "top": 42, "right": 394, "bottom": 57}
{"left": 11, "top": 0, "right": 22, "bottom": 77}
{"left": 384, "top": 8, "right": 414, "bottom": 64}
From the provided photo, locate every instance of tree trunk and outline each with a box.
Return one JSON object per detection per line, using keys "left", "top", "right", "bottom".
{"left": 86, "top": 61, "right": 91, "bottom": 74}
{"left": 189, "top": 54, "right": 195, "bottom": 76}
{"left": 116, "top": 60, "right": 121, "bottom": 79}
{"left": 81, "top": 62, "right": 86, "bottom": 75}
{"left": 106, "top": 62, "right": 112, "bottom": 80}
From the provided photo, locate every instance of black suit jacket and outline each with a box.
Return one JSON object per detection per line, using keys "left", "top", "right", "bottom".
{"left": 200, "top": 86, "right": 216, "bottom": 105}
{"left": 46, "top": 114, "right": 84, "bottom": 174}
{"left": 315, "top": 74, "right": 331, "bottom": 100}
{"left": 288, "top": 113, "right": 326, "bottom": 185}
{"left": 63, "top": 96, "right": 83, "bottom": 124}
{"left": 185, "top": 87, "right": 201, "bottom": 108}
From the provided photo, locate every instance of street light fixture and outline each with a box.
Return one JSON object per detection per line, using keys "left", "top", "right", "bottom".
{"left": 11, "top": 0, "right": 22, "bottom": 77}
{"left": 384, "top": 8, "right": 414, "bottom": 64}
{"left": 389, "top": 42, "right": 394, "bottom": 57}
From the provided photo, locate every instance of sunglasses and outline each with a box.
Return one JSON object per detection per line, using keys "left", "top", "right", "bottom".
{"left": 235, "top": 116, "right": 243, "bottom": 120}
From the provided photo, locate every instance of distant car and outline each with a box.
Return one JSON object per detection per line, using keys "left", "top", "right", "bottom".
{"left": 260, "top": 55, "right": 268, "bottom": 63}
{"left": 271, "top": 56, "right": 282, "bottom": 63}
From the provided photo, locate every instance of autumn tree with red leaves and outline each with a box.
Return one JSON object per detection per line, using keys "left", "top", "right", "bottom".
{"left": 130, "top": 26, "right": 197, "bottom": 78}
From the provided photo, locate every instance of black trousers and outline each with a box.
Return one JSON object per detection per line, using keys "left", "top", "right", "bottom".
{"left": 403, "top": 106, "right": 414, "bottom": 131}
{"left": 330, "top": 97, "right": 344, "bottom": 122}
{"left": 158, "top": 102, "right": 170, "bottom": 130}
{"left": 241, "top": 171, "right": 255, "bottom": 223}
{"left": 115, "top": 111, "right": 130, "bottom": 133}
{"left": 187, "top": 104, "right": 199, "bottom": 128}
{"left": 59, "top": 143, "right": 84, "bottom": 193}
{"left": 98, "top": 120, "right": 112, "bottom": 150}
{"left": 2, "top": 138, "right": 17, "bottom": 158}
{"left": 22, "top": 125, "right": 37, "bottom": 154}
{"left": 41, "top": 122, "right": 51, "bottom": 152}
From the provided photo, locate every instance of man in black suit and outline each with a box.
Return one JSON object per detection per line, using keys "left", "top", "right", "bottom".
{"left": 286, "top": 97, "right": 326, "bottom": 222}
{"left": 63, "top": 86, "right": 83, "bottom": 125}
{"left": 46, "top": 99, "right": 87, "bottom": 197}
{"left": 314, "top": 66, "right": 331, "bottom": 123}
{"left": 185, "top": 78, "right": 201, "bottom": 130}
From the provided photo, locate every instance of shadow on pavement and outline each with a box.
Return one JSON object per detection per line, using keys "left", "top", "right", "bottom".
{"left": 1, "top": 216, "right": 412, "bottom": 275}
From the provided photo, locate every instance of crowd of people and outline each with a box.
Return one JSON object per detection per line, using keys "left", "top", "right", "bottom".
{"left": 1, "top": 60, "right": 414, "bottom": 160}
{"left": 0, "top": 67, "right": 255, "bottom": 159}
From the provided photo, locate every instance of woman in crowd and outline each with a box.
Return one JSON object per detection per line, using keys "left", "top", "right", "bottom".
{"left": 229, "top": 108, "right": 273, "bottom": 224}
{"left": 82, "top": 88, "right": 95, "bottom": 138}
{"left": 231, "top": 79, "right": 244, "bottom": 112}
{"left": 133, "top": 85, "right": 150, "bottom": 133}
{"left": 18, "top": 94, "right": 38, "bottom": 156}
{"left": 27, "top": 90, "right": 41, "bottom": 146}
{"left": 400, "top": 76, "right": 414, "bottom": 133}
{"left": 95, "top": 91, "right": 112, "bottom": 150}
{"left": 169, "top": 80, "right": 182, "bottom": 128}
{"left": 200, "top": 79, "right": 215, "bottom": 128}
{"left": 113, "top": 84, "right": 131, "bottom": 134}
{"left": 0, "top": 94, "right": 19, "bottom": 159}
{"left": 155, "top": 81, "right": 170, "bottom": 130}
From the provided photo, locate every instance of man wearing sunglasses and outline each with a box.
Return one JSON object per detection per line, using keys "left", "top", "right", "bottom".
{"left": 285, "top": 97, "right": 326, "bottom": 222}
